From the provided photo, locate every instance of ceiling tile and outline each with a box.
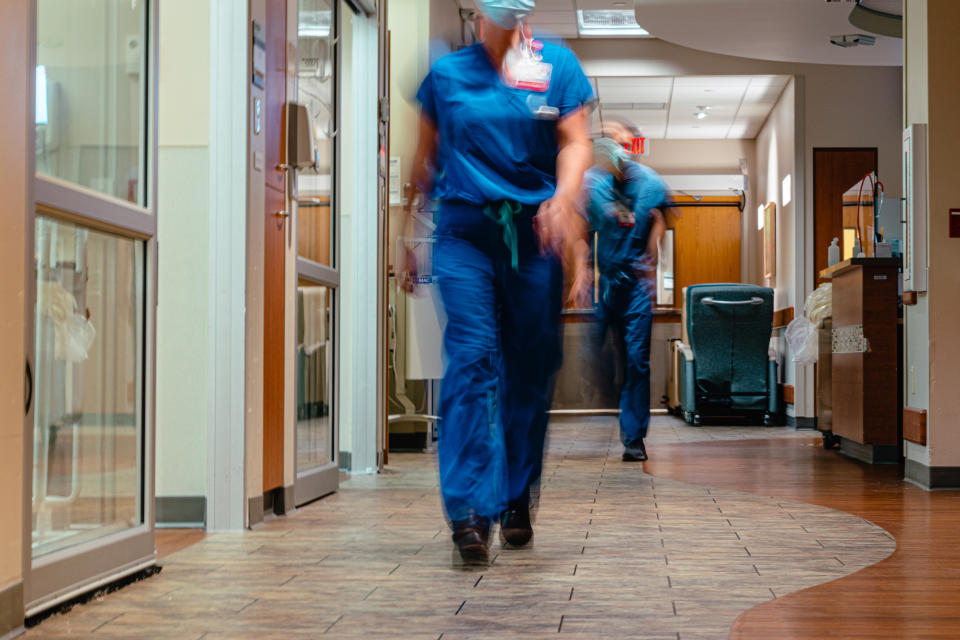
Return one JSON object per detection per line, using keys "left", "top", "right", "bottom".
{"left": 674, "top": 75, "right": 752, "bottom": 88}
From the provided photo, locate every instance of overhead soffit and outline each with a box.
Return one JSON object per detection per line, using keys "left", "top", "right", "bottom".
{"left": 590, "top": 75, "right": 790, "bottom": 140}
{"left": 632, "top": 0, "right": 902, "bottom": 67}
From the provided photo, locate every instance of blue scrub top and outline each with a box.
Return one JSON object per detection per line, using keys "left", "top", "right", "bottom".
{"left": 584, "top": 161, "right": 669, "bottom": 276}
{"left": 416, "top": 41, "right": 595, "bottom": 206}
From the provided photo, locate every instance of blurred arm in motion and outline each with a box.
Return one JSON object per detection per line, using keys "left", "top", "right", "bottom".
{"left": 397, "top": 113, "right": 438, "bottom": 293}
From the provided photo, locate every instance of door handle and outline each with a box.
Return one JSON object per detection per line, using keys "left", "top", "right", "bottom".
{"left": 274, "top": 210, "right": 290, "bottom": 219}
{"left": 25, "top": 359, "right": 33, "bottom": 415}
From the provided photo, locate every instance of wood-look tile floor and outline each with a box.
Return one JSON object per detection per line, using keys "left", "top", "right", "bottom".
{"left": 25, "top": 417, "right": 893, "bottom": 639}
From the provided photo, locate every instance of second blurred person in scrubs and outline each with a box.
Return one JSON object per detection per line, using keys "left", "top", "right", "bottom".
{"left": 583, "top": 119, "right": 670, "bottom": 463}
{"left": 399, "top": 0, "right": 594, "bottom": 563}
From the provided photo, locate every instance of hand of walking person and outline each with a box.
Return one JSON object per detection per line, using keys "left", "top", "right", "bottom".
{"left": 397, "top": 184, "right": 420, "bottom": 294}
{"left": 566, "top": 237, "right": 593, "bottom": 308}
{"left": 534, "top": 190, "right": 579, "bottom": 257}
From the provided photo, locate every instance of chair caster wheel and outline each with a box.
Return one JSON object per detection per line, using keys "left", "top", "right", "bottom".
{"left": 692, "top": 413, "right": 702, "bottom": 426}
{"left": 763, "top": 412, "right": 773, "bottom": 426}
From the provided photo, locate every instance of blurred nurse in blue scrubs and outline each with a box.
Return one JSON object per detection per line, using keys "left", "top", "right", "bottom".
{"left": 398, "top": 0, "right": 594, "bottom": 564}
{"left": 583, "top": 118, "right": 671, "bottom": 463}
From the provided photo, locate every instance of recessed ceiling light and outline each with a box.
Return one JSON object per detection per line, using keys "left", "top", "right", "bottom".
{"left": 694, "top": 105, "right": 710, "bottom": 119}
{"left": 577, "top": 10, "right": 649, "bottom": 37}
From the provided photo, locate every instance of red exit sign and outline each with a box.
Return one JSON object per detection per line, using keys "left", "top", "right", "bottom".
{"left": 623, "top": 137, "right": 650, "bottom": 157}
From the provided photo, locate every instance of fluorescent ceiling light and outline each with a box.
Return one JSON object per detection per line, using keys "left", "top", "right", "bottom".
{"left": 601, "top": 102, "right": 667, "bottom": 111}
{"left": 298, "top": 10, "right": 331, "bottom": 38}
{"left": 577, "top": 10, "right": 649, "bottom": 37}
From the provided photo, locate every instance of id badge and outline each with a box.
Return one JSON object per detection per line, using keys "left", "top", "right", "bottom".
{"left": 503, "top": 45, "right": 552, "bottom": 93}
{"left": 513, "top": 59, "right": 552, "bottom": 92}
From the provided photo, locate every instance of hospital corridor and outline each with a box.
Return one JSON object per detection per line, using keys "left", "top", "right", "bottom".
{"left": 2, "top": 1, "right": 960, "bottom": 639}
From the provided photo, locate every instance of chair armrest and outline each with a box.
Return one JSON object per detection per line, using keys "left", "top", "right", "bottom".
{"left": 681, "top": 347, "right": 696, "bottom": 412}
{"left": 767, "top": 359, "right": 779, "bottom": 414}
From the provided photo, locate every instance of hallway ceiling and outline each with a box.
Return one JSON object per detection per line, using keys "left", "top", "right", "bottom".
{"left": 589, "top": 75, "right": 790, "bottom": 139}
{"left": 522, "top": 0, "right": 902, "bottom": 66}
{"left": 630, "top": 0, "right": 902, "bottom": 66}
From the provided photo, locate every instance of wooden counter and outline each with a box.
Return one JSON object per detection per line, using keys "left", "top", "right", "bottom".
{"left": 820, "top": 258, "right": 901, "bottom": 463}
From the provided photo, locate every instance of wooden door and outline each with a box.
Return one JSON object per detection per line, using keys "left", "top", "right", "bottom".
{"left": 670, "top": 198, "right": 742, "bottom": 308}
{"left": 813, "top": 148, "right": 877, "bottom": 285}
{"left": 263, "top": 0, "right": 287, "bottom": 493}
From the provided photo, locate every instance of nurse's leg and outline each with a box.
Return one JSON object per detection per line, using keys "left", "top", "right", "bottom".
{"left": 434, "top": 236, "right": 506, "bottom": 526}
{"left": 619, "top": 278, "right": 654, "bottom": 451}
{"left": 499, "top": 250, "right": 563, "bottom": 518}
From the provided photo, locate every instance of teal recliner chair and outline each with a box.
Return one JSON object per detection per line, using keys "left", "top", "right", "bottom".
{"left": 678, "top": 284, "right": 779, "bottom": 425}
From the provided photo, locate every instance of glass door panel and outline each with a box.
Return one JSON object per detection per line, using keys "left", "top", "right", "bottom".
{"left": 296, "top": 281, "right": 334, "bottom": 473}
{"left": 294, "top": 0, "right": 339, "bottom": 505}
{"left": 36, "top": 0, "right": 148, "bottom": 206}
{"left": 27, "top": 0, "right": 156, "bottom": 615}
{"left": 32, "top": 216, "right": 144, "bottom": 558}
{"left": 296, "top": 0, "right": 335, "bottom": 267}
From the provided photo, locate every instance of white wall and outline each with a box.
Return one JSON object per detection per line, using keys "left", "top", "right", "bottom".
{"left": 339, "top": 6, "right": 381, "bottom": 473}
{"left": 754, "top": 79, "right": 800, "bottom": 406}
{"left": 641, "top": 138, "right": 758, "bottom": 283}
{"left": 902, "top": 0, "right": 930, "bottom": 468}
{"left": 155, "top": 0, "right": 211, "bottom": 500}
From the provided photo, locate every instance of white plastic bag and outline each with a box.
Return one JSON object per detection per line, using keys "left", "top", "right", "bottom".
{"left": 805, "top": 283, "right": 833, "bottom": 327}
{"left": 56, "top": 313, "right": 96, "bottom": 363}
{"left": 785, "top": 316, "right": 818, "bottom": 365}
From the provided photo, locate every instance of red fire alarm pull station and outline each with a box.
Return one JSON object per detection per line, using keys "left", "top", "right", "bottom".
{"left": 951, "top": 209, "right": 960, "bottom": 238}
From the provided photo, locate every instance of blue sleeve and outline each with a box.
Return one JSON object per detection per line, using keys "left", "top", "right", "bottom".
{"left": 583, "top": 171, "right": 613, "bottom": 231}
{"left": 416, "top": 70, "right": 439, "bottom": 125}
{"left": 554, "top": 48, "right": 595, "bottom": 118}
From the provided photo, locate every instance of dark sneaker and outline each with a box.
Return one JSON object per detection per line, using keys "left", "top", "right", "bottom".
{"left": 622, "top": 440, "right": 647, "bottom": 462}
{"left": 452, "top": 516, "right": 490, "bottom": 565}
{"left": 500, "top": 502, "right": 533, "bottom": 547}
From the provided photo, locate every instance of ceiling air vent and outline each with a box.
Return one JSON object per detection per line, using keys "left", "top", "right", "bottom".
{"left": 577, "top": 10, "right": 649, "bottom": 37}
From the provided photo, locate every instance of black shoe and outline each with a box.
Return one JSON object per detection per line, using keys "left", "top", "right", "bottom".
{"left": 500, "top": 502, "right": 533, "bottom": 547}
{"left": 622, "top": 440, "right": 647, "bottom": 462}
{"left": 452, "top": 516, "right": 490, "bottom": 564}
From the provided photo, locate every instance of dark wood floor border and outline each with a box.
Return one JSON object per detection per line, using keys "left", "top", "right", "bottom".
{"left": 643, "top": 437, "right": 960, "bottom": 639}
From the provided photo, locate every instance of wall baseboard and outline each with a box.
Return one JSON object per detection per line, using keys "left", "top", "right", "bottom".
{"left": 839, "top": 437, "right": 900, "bottom": 465}
{"left": 155, "top": 496, "right": 206, "bottom": 527}
{"left": 785, "top": 415, "right": 817, "bottom": 430}
{"left": 247, "top": 494, "right": 264, "bottom": 528}
{"left": 905, "top": 460, "right": 960, "bottom": 490}
{"left": 0, "top": 582, "right": 23, "bottom": 639}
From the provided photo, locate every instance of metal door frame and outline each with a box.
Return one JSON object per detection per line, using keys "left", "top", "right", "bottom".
{"left": 23, "top": 0, "right": 158, "bottom": 616}
{"left": 292, "top": 0, "right": 342, "bottom": 505}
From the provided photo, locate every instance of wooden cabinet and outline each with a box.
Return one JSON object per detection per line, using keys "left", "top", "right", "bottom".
{"left": 820, "top": 258, "right": 901, "bottom": 462}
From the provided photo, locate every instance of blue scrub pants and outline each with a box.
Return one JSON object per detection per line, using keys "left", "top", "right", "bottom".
{"left": 433, "top": 201, "right": 563, "bottom": 524}
{"left": 600, "top": 273, "right": 654, "bottom": 447}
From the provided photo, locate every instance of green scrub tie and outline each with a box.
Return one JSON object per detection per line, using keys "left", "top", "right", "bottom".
{"left": 484, "top": 200, "right": 522, "bottom": 271}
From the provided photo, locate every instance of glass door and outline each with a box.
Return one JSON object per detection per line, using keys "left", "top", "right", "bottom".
{"left": 294, "top": 0, "right": 340, "bottom": 505}
{"left": 26, "top": 0, "right": 157, "bottom": 615}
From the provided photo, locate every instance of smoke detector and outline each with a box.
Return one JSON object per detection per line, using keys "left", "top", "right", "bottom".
{"left": 830, "top": 33, "right": 876, "bottom": 47}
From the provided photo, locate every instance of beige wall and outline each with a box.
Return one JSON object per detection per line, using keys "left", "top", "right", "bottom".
{"left": 924, "top": 0, "right": 960, "bottom": 468}
{"left": 0, "top": 0, "right": 29, "bottom": 605}
{"left": 902, "top": 0, "right": 930, "bottom": 467}
{"left": 641, "top": 138, "right": 759, "bottom": 284}
{"left": 155, "top": 0, "right": 211, "bottom": 499}
{"left": 754, "top": 80, "right": 797, "bottom": 312}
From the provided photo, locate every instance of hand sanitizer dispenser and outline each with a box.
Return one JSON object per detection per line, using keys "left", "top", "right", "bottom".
{"left": 828, "top": 238, "right": 840, "bottom": 266}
